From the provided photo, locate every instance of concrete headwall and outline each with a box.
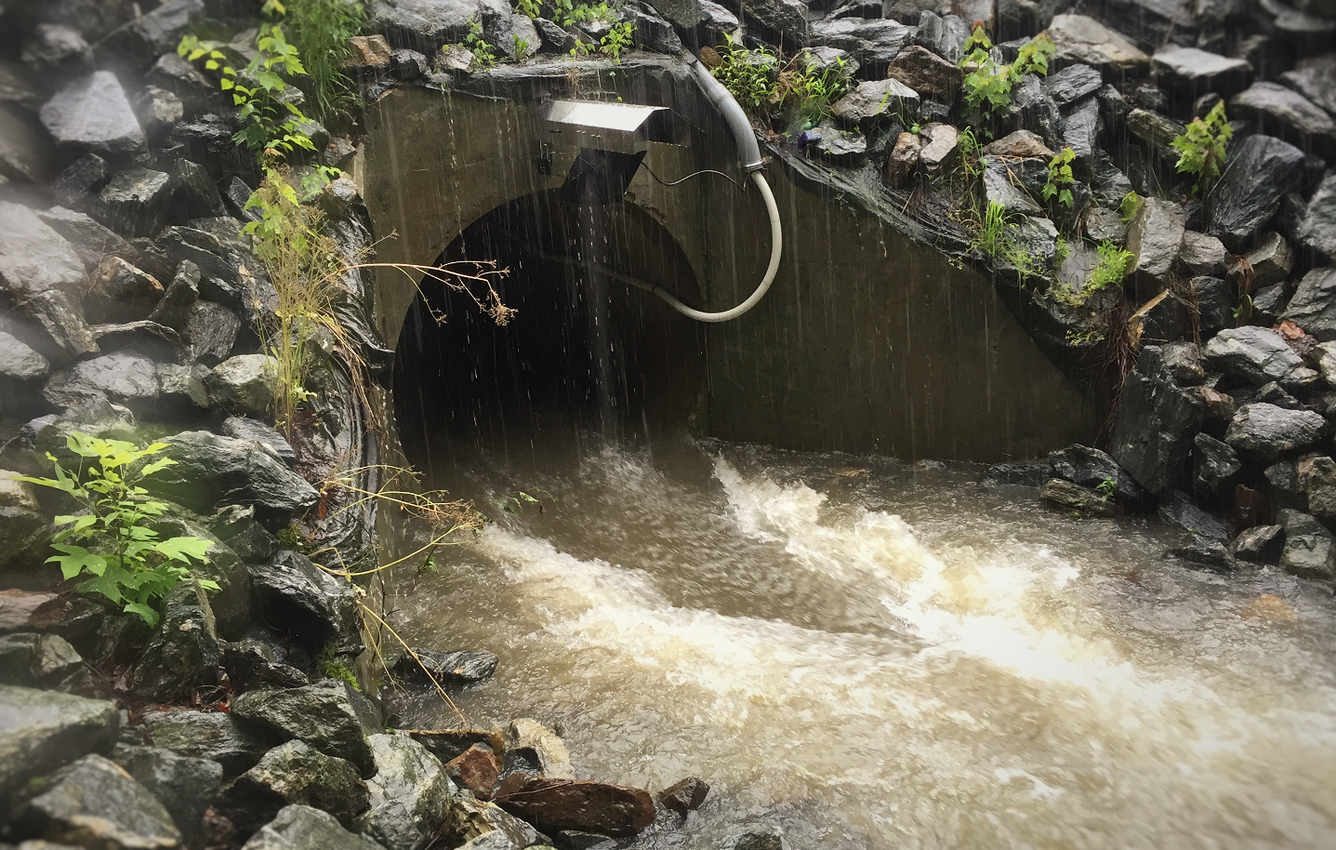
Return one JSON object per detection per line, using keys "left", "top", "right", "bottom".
{"left": 359, "top": 61, "right": 1098, "bottom": 461}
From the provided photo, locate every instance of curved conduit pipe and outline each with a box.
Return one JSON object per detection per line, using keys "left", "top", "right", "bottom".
{"left": 625, "top": 53, "right": 781, "bottom": 323}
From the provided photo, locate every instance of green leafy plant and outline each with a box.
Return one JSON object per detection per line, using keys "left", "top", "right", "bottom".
{"left": 779, "top": 52, "right": 855, "bottom": 132}
{"left": 278, "top": 0, "right": 367, "bottom": 122}
{"left": 711, "top": 33, "right": 779, "bottom": 111}
{"left": 1119, "top": 191, "right": 1143, "bottom": 223}
{"left": 971, "top": 200, "right": 1012, "bottom": 258}
{"left": 1171, "top": 101, "right": 1232, "bottom": 193}
{"left": 1053, "top": 235, "right": 1070, "bottom": 267}
{"left": 515, "top": 0, "right": 541, "bottom": 18}
{"left": 1088, "top": 239, "right": 1134, "bottom": 293}
{"left": 317, "top": 642, "right": 361, "bottom": 691}
{"left": 18, "top": 433, "right": 216, "bottom": 628}
{"left": 1233, "top": 292, "right": 1254, "bottom": 322}
{"left": 1095, "top": 477, "right": 1117, "bottom": 500}
{"left": 957, "top": 126, "right": 982, "bottom": 179}
{"left": 960, "top": 27, "right": 1054, "bottom": 114}
{"left": 1012, "top": 32, "right": 1055, "bottom": 77}
{"left": 1043, "top": 146, "right": 1076, "bottom": 209}
{"left": 465, "top": 18, "right": 498, "bottom": 68}
{"left": 557, "top": 1, "right": 612, "bottom": 25}
{"left": 569, "top": 38, "right": 596, "bottom": 57}
{"left": 600, "top": 20, "right": 634, "bottom": 61}
{"left": 513, "top": 34, "right": 530, "bottom": 58}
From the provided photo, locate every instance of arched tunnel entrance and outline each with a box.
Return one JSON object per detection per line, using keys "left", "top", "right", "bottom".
{"left": 392, "top": 190, "right": 706, "bottom": 474}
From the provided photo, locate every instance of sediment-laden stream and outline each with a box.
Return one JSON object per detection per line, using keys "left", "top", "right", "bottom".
{"left": 391, "top": 432, "right": 1336, "bottom": 849}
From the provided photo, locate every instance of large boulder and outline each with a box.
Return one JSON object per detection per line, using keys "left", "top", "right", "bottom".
{"left": 1201, "top": 326, "right": 1318, "bottom": 390}
{"left": 809, "top": 19, "right": 911, "bottom": 74}
{"left": 145, "top": 431, "right": 319, "bottom": 527}
{"left": 249, "top": 550, "right": 361, "bottom": 656}
{"left": 129, "top": 583, "right": 223, "bottom": 703}
{"left": 368, "top": 0, "right": 511, "bottom": 53}
{"left": 1193, "top": 433, "right": 1241, "bottom": 503}
{"left": 83, "top": 256, "right": 163, "bottom": 324}
{"left": 1281, "top": 267, "right": 1336, "bottom": 341}
{"left": 359, "top": 732, "right": 455, "bottom": 850}
{"left": 1278, "top": 53, "right": 1336, "bottom": 119}
{"left": 394, "top": 648, "right": 497, "bottom": 684}
{"left": 241, "top": 805, "right": 388, "bottom": 850}
{"left": 885, "top": 45, "right": 962, "bottom": 99}
{"left": 206, "top": 354, "right": 280, "bottom": 418}
{"left": 114, "top": 745, "right": 223, "bottom": 847}
{"left": 0, "top": 330, "right": 50, "bottom": 383}
{"left": 90, "top": 166, "right": 174, "bottom": 239}
{"left": 42, "top": 351, "right": 160, "bottom": 414}
{"left": 34, "top": 206, "right": 135, "bottom": 273}
{"left": 1109, "top": 345, "right": 1203, "bottom": 495}
{"left": 39, "top": 70, "right": 146, "bottom": 157}
{"left": 1048, "top": 444, "right": 1143, "bottom": 504}
{"left": 0, "top": 200, "right": 87, "bottom": 301}
{"left": 1046, "top": 14, "right": 1149, "bottom": 73}
{"left": 139, "top": 707, "right": 276, "bottom": 776}
{"left": 830, "top": 79, "right": 919, "bottom": 130}
{"left": 1231, "top": 82, "right": 1336, "bottom": 158}
{"left": 1207, "top": 135, "right": 1306, "bottom": 252}
{"left": 494, "top": 774, "right": 655, "bottom": 838}
{"left": 1225, "top": 403, "right": 1328, "bottom": 460}
{"left": 1043, "top": 64, "right": 1102, "bottom": 110}
{"left": 1152, "top": 46, "right": 1251, "bottom": 100}
{"left": 0, "top": 685, "right": 119, "bottom": 799}
{"left": 218, "top": 739, "right": 370, "bottom": 832}
{"left": 438, "top": 793, "right": 542, "bottom": 849}
{"left": 1296, "top": 174, "right": 1336, "bottom": 259}
{"left": 739, "top": 0, "right": 808, "bottom": 47}
{"left": 8, "top": 754, "right": 181, "bottom": 850}
{"left": 229, "top": 680, "right": 381, "bottom": 777}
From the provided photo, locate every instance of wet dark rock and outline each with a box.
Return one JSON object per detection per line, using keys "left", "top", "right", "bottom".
{"left": 157, "top": 226, "right": 275, "bottom": 320}
{"left": 0, "top": 589, "right": 67, "bottom": 634}
{"left": 1251, "top": 281, "right": 1295, "bottom": 325}
{"left": 1126, "top": 108, "right": 1183, "bottom": 151}
{"left": 1047, "top": 14, "right": 1149, "bottom": 73}
{"left": 249, "top": 549, "right": 360, "bottom": 656}
{"left": 368, "top": 0, "right": 508, "bottom": 53}
{"left": 1202, "top": 326, "right": 1318, "bottom": 390}
{"left": 8, "top": 754, "right": 181, "bottom": 850}
{"left": 1207, "top": 135, "right": 1306, "bottom": 252}
{"left": 145, "top": 431, "right": 319, "bottom": 526}
{"left": 1189, "top": 276, "right": 1234, "bottom": 337}
{"left": 1281, "top": 267, "right": 1336, "bottom": 340}
{"left": 0, "top": 201, "right": 88, "bottom": 303}
{"left": 1279, "top": 53, "right": 1336, "bottom": 119}
{"left": 407, "top": 729, "right": 497, "bottom": 765}
{"left": 735, "top": 0, "right": 807, "bottom": 47}
{"left": 439, "top": 791, "right": 540, "bottom": 849}
{"left": 659, "top": 777, "right": 710, "bottom": 815}
{"left": 1193, "top": 433, "right": 1242, "bottom": 503}
{"left": 184, "top": 301, "right": 243, "bottom": 365}
{"left": 981, "top": 155, "right": 1043, "bottom": 215}
{"left": 219, "top": 740, "right": 369, "bottom": 833}
{"left": 1048, "top": 444, "right": 1143, "bottom": 504}
{"left": 1152, "top": 45, "right": 1251, "bottom": 100}
{"left": 1230, "top": 524, "right": 1285, "bottom": 562}
{"left": 916, "top": 122, "right": 957, "bottom": 174}
{"left": 885, "top": 45, "right": 960, "bottom": 100}
{"left": 168, "top": 115, "right": 241, "bottom": 181}
{"left": 114, "top": 745, "right": 223, "bottom": 846}
{"left": 1159, "top": 490, "right": 1229, "bottom": 542}
{"left": 155, "top": 361, "right": 210, "bottom": 415}
{"left": 205, "top": 354, "right": 279, "bottom": 418}
{"left": 805, "top": 124, "right": 867, "bottom": 164}
{"left": 1061, "top": 99, "right": 1100, "bottom": 162}
{"left": 624, "top": 5, "right": 681, "bottom": 54}
{"left": 136, "top": 86, "right": 184, "bottom": 141}
{"left": 34, "top": 206, "right": 134, "bottom": 273}
{"left": 1305, "top": 455, "right": 1336, "bottom": 521}
{"left": 360, "top": 732, "right": 455, "bottom": 850}
{"left": 390, "top": 49, "right": 430, "bottom": 81}
{"left": 1266, "top": 457, "right": 1309, "bottom": 508}
{"left": 146, "top": 52, "right": 221, "bottom": 117}
{"left": 395, "top": 648, "right": 498, "bottom": 683}
{"left": 90, "top": 166, "right": 173, "bottom": 239}
{"left": 495, "top": 773, "right": 655, "bottom": 838}
{"left": 506, "top": 718, "right": 573, "bottom": 778}
{"left": 984, "top": 130, "right": 1053, "bottom": 159}
{"left": 214, "top": 505, "right": 282, "bottom": 567}
{"left": 0, "top": 331, "right": 51, "bottom": 382}
{"left": 140, "top": 707, "right": 274, "bottom": 777}
{"left": 1044, "top": 64, "right": 1102, "bottom": 110}
{"left": 1165, "top": 537, "right": 1234, "bottom": 571}
{"left": 1225, "top": 403, "right": 1328, "bottom": 459}
{"left": 810, "top": 19, "right": 911, "bottom": 74}
{"left": 231, "top": 680, "right": 381, "bottom": 778}
{"left": 223, "top": 640, "right": 310, "bottom": 692}
{"left": 168, "top": 159, "right": 226, "bottom": 221}
{"left": 726, "top": 827, "right": 783, "bottom": 850}
{"left": 1126, "top": 197, "right": 1185, "bottom": 295}
{"left": 222, "top": 417, "right": 297, "bottom": 467}
{"left": 830, "top": 79, "right": 918, "bottom": 130}
{"left": 240, "top": 805, "right": 387, "bottom": 850}
{"left": 1231, "top": 82, "right": 1336, "bottom": 157}
{"left": 1296, "top": 174, "right": 1336, "bottom": 259}
{"left": 0, "top": 633, "right": 85, "bottom": 689}
{"left": 0, "top": 685, "right": 118, "bottom": 800}
{"left": 1255, "top": 381, "right": 1305, "bottom": 410}
{"left": 52, "top": 152, "right": 110, "bottom": 208}
{"left": 1244, "top": 232, "right": 1295, "bottom": 288}
{"left": 1110, "top": 345, "right": 1204, "bottom": 495}
{"left": 129, "top": 583, "right": 222, "bottom": 703}
{"left": 1010, "top": 75, "right": 1063, "bottom": 149}
{"left": 40, "top": 71, "right": 146, "bottom": 157}
{"left": 42, "top": 351, "right": 159, "bottom": 415}
{"left": 446, "top": 744, "right": 499, "bottom": 800}
{"left": 531, "top": 18, "right": 576, "bottom": 55}
{"left": 84, "top": 256, "right": 163, "bottom": 325}
{"left": 22, "top": 23, "right": 93, "bottom": 77}
{"left": 1041, "top": 478, "right": 1120, "bottom": 516}
{"left": 1178, "top": 231, "right": 1229, "bottom": 277}
{"left": 1278, "top": 509, "right": 1335, "bottom": 580}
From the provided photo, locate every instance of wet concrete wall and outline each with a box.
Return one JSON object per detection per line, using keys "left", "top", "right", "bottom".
{"left": 359, "top": 61, "right": 1099, "bottom": 461}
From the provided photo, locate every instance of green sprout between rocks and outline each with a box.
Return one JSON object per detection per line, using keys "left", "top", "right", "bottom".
{"left": 1171, "top": 101, "right": 1232, "bottom": 193}
{"left": 959, "top": 27, "right": 1054, "bottom": 114}
{"left": 1119, "top": 191, "right": 1143, "bottom": 223}
{"left": 1043, "top": 147, "right": 1076, "bottom": 209}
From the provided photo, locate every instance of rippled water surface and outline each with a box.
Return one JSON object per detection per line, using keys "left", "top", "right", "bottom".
{"left": 390, "top": 433, "right": 1336, "bottom": 849}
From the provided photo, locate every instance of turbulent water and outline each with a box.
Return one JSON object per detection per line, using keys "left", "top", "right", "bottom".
{"left": 390, "top": 432, "right": 1336, "bottom": 850}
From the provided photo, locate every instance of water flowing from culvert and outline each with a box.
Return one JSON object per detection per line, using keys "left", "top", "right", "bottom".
{"left": 387, "top": 431, "right": 1336, "bottom": 850}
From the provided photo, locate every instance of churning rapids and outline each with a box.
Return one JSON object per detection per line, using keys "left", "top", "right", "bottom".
{"left": 390, "top": 433, "right": 1336, "bottom": 849}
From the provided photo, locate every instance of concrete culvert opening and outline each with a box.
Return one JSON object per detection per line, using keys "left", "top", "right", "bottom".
{"left": 393, "top": 189, "right": 706, "bottom": 472}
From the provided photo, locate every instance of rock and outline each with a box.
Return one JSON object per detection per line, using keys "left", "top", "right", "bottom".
{"left": 885, "top": 132, "right": 920, "bottom": 188}
{"left": 804, "top": 124, "right": 867, "bottom": 164}
{"left": 659, "top": 777, "right": 709, "bottom": 815}
{"left": 114, "top": 745, "right": 223, "bottom": 846}
{"left": 9, "top": 754, "right": 181, "bottom": 850}
{"left": 1043, "top": 64, "right": 1102, "bottom": 110}
{"left": 1158, "top": 490, "right": 1228, "bottom": 542}
{"left": 1230, "top": 525, "right": 1285, "bottom": 563}
{"left": 230, "top": 679, "right": 380, "bottom": 778}
{"left": 1305, "top": 456, "right": 1336, "bottom": 521}
{"left": 1193, "top": 433, "right": 1241, "bottom": 502}
{"left": 218, "top": 740, "right": 369, "bottom": 832}
{"left": 360, "top": 732, "right": 455, "bottom": 850}
{"left": 1231, "top": 82, "right": 1336, "bottom": 158}
{"left": 1010, "top": 75, "right": 1063, "bottom": 149}
{"left": 369, "top": 0, "right": 512, "bottom": 54}
{"left": 1225, "top": 403, "right": 1328, "bottom": 459}
{"left": 1152, "top": 46, "right": 1251, "bottom": 100}
{"left": 1278, "top": 509, "right": 1335, "bottom": 581}
{"left": 917, "top": 123, "right": 957, "bottom": 174}
{"left": 145, "top": 431, "right": 318, "bottom": 526}
{"left": 347, "top": 35, "right": 393, "bottom": 68}
{"left": 1296, "top": 174, "right": 1336, "bottom": 259}
{"left": 168, "top": 159, "right": 226, "bottom": 221}
{"left": 146, "top": 53, "right": 222, "bottom": 117}
{"left": 439, "top": 793, "right": 540, "bottom": 850}
{"left": 830, "top": 79, "right": 918, "bottom": 130}
{"left": 389, "top": 49, "right": 430, "bottom": 81}
{"left": 796, "top": 46, "right": 857, "bottom": 81}
{"left": 1256, "top": 381, "right": 1305, "bottom": 410}
{"left": 52, "top": 152, "right": 110, "bottom": 208}
{"left": 1040, "top": 478, "right": 1119, "bottom": 516}
{"left": 531, "top": 19, "right": 576, "bottom": 55}
{"left": 809, "top": 19, "right": 911, "bottom": 74}
{"left": 734, "top": 0, "right": 806, "bottom": 47}
{"left": 983, "top": 130, "right": 1054, "bottom": 159}
{"left": 34, "top": 206, "right": 134, "bottom": 273}
{"left": 1281, "top": 267, "right": 1336, "bottom": 340}
{"left": 980, "top": 155, "right": 1043, "bottom": 215}
{"left": 395, "top": 648, "right": 498, "bottom": 683}
{"left": 1279, "top": 53, "right": 1336, "bottom": 119}
{"left": 129, "top": 583, "right": 222, "bottom": 703}
{"left": 446, "top": 745, "right": 499, "bottom": 800}
{"left": 157, "top": 226, "right": 275, "bottom": 322}
{"left": 91, "top": 166, "right": 174, "bottom": 239}
{"left": 136, "top": 86, "right": 184, "bottom": 140}
{"left": 0, "top": 331, "right": 51, "bottom": 382}
{"left": 1047, "top": 14, "right": 1149, "bottom": 73}
{"left": 222, "top": 417, "right": 296, "bottom": 467}
{"left": 0, "top": 201, "right": 87, "bottom": 302}
{"left": 1061, "top": 99, "right": 1100, "bottom": 162}
{"left": 39, "top": 71, "right": 146, "bottom": 157}
{"left": 1165, "top": 537, "right": 1234, "bottom": 571}
{"left": 222, "top": 640, "right": 310, "bottom": 692}
{"left": 84, "top": 256, "right": 163, "bottom": 325}
{"left": 0, "top": 589, "right": 68, "bottom": 633}
{"left": 0, "top": 633, "right": 84, "bottom": 689}
{"left": 18, "top": 290, "right": 99, "bottom": 364}
{"left": 183, "top": 302, "right": 242, "bottom": 365}
{"left": 885, "top": 45, "right": 960, "bottom": 99}
{"left": 495, "top": 774, "right": 655, "bottom": 838}
{"left": 1048, "top": 444, "right": 1143, "bottom": 503}
{"left": 1126, "top": 197, "right": 1185, "bottom": 295}
{"left": 1110, "top": 345, "right": 1204, "bottom": 495}
{"left": 727, "top": 828, "right": 783, "bottom": 850}
{"left": 22, "top": 23, "right": 93, "bottom": 76}
{"left": 0, "top": 685, "right": 119, "bottom": 799}
{"left": 1252, "top": 281, "right": 1294, "bottom": 326}
{"left": 1242, "top": 232, "right": 1294, "bottom": 287}
{"left": 205, "top": 354, "right": 279, "bottom": 417}
{"left": 409, "top": 729, "right": 500, "bottom": 765}
{"left": 1126, "top": 108, "right": 1183, "bottom": 150}
{"left": 505, "top": 718, "right": 573, "bottom": 779}
{"left": 1178, "top": 231, "right": 1229, "bottom": 277}
{"left": 42, "top": 352, "right": 160, "bottom": 415}
{"left": 140, "top": 707, "right": 274, "bottom": 776}
{"left": 1208, "top": 135, "right": 1307, "bottom": 252}
{"left": 155, "top": 362, "right": 210, "bottom": 415}
{"left": 249, "top": 550, "right": 361, "bottom": 656}
{"left": 240, "top": 806, "right": 387, "bottom": 850}
{"left": 624, "top": 5, "right": 680, "bottom": 54}
{"left": 1202, "top": 326, "right": 1317, "bottom": 390}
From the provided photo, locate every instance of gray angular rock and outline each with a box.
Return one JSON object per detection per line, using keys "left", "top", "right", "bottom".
{"left": 1047, "top": 14, "right": 1149, "bottom": 73}
{"left": 981, "top": 155, "right": 1043, "bottom": 215}
{"left": 368, "top": 0, "right": 512, "bottom": 53}
{"left": 52, "top": 152, "right": 110, "bottom": 208}
{"left": 1278, "top": 509, "right": 1335, "bottom": 581}
{"left": 1296, "top": 173, "right": 1336, "bottom": 259}
{"left": 184, "top": 301, "right": 243, "bottom": 366}
{"left": 10, "top": 754, "right": 181, "bottom": 850}
{"left": 242, "top": 806, "right": 387, "bottom": 850}
{"left": 1230, "top": 525, "right": 1284, "bottom": 563}
{"left": 136, "top": 86, "right": 184, "bottom": 140}
{"left": 659, "top": 777, "right": 710, "bottom": 815}
{"left": 0, "top": 686, "right": 118, "bottom": 799}
{"left": 805, "top": 124, "right": 867, "bottom": 164}
{"left": 1040, "top": 478, "right": 1120, "bottom": 516}
{"left": 230, "top": 680, "right": 381, "bottom": 778}
{"left": 1061, "top": 98, "right": 1100, "bottom": 161}
{"left": 145, "top": 52, "right": 221, "bottom": 117}
{"left": 1281, "top": 267, "right": 1336, "bottom": 340}
{"left": 983, "top": 130, "right": 1054, "bottom": 159}
{"left": 395, "top": 648, "right": 498, "bottom": 683}
{"left": 1126, "top": 108, "right": 1184, "bottom": 150}
{"left": 20, "top": 289, "right": 99, "bottom": 364}
{"left": 43, "top": 352, "right": 159, "bottom": 414}
{"left": 0, "top": 331, "right": 50, "bottom": 382}
{"left": 885, "top": 45, "right": 961, "bottom": 99}
{"left": 1152, "top": 45, "right": 1251, "bottom": 100}
{"left": 1207, "top": 135, "right": 1306, "bottom": 252}
{"left": 505, "top": 718, "right": 573, "bottom": 779}
{"left": 114, "top": 745, "right": 223, "bottom": 846}
{"left": 1109, "top": 345, "right": 1204, "bottom": 495}
{"left": 810, "top": 19, "right": 911, "bottom": 73}
{"left": 249, "top": 550, "right": 361, "bottom": 656}
{"left": 140, "top": 707, "right": 274, "bottom": 776}
{"left": 40, "top": 71, "right": 146, "bottom": 157}
{"left": 1306, "top": 456, "right": 1336, "bottom": 521}
{"left": 1159, "top": 490, "right": 1228, "bottom": 541}
{"left": 34, "top": 206, "right": 134, "bottom": 273}
{"left": 1225, "top": 403, "right": 1327, "bottom": 459}
{"left": 22, "top": 23, "right": 92, "bottom": 75}
{"left": 359, "top": 732, "right": 455, "bottom": 850}
{"left": 625, "top": 5, "right": 681, "bottom": 54}
{"left": 1278, "top": 53, "right": 1336, "bottom": 119}
{"left": 219, "top": 739, "right": 369, "bottom": 832}
{"left": 205, "top": 354, "right": 279, "bottom": 417}
{"left": 156, "top": 362, "right": 210, "bottom": 415}
{"left": 1044, "top": 64, "right": 1102, "bottom": 110}
{"left": 1231, "top": 82, "right": 1336, "bottom": 157}
{"left": 0, "top": 201, "right": 87, "bottom": 301}
{"left": 1047, "top": 444, "right": 1143, "bottom": 504}
{"left": 1178, "top": 231, "right": 1229, "bottom": 277}
{"left": 91, "top": 167, "right": 173, "bottom": 239}
{"left": 84, "top": 256, "right": 163, "bottom": 325}
{"left": 223, "top": 417, "right": 297, "bottom": 467}
{"left": 495, "top": 773, "right": 655, "bottom": 839}
{"left": 1243, "top": 231, "right": 1295, "bottom": 287}
{"left": 830, "top": 79, "right": 918, "bottom": 130}
{"left": 145, "top": 431, "right": 319, "bottom": 526}
{"left": 1193, "top": 433, "right": 1241, "bottom": 502}
{"left": 223, "top": 640, "right": 310, "bottom": 692}
{"left": 917, "top": 122, "right": 957, "bottom": 173}
{"left": 1010, "top": 75, "right": 1063, "bottom": 149}
{"left": 1202, "top": 326, "right": 1317, "bottom": 390}
{"left": 1126, "top": 197, "right": 1185, "bottom": 295}
{"left": 129, "top": 583, "right": 222, "bottom": 703}
{"left": 1086, "top": 207, "right": 1127, "bottom": 245}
